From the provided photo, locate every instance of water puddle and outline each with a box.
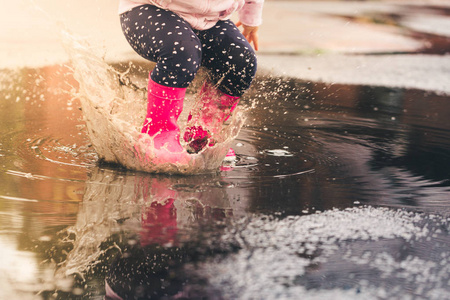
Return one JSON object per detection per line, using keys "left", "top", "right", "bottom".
{"left": 1, "top": 47, "right": 450, "bottom": 298}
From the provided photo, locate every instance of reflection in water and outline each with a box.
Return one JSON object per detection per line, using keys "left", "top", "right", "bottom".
{"left": 55, "top": 168, "right": 238, "bottom": 299}
{"left": 1, "top": 62, "right": 450, "bottom": 298}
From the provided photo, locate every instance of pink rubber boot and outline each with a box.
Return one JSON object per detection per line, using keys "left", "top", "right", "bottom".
{"left": 183, "top": 81, "right": 240, "bottom": 154}
{"left": 140, "top": 77, "right": 190, "bottom": 164}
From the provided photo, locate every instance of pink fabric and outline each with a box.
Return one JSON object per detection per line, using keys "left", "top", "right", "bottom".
{"left": 118, "top": 0, "right": 264, "bottom": 30}
{"left": 239, "top": 1, "right": 264, "bottom": 27}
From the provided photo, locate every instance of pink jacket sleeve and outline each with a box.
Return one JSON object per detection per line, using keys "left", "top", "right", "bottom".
{"left": 239, "top": 0, "right": 264, "bottom": 27}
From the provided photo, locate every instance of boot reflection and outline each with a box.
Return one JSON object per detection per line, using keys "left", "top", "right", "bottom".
{"left": 138, "top": 177, "right": 179, "bottom": 248}
{"left": 101, "top": 170, "right": 233, "bottom": 299}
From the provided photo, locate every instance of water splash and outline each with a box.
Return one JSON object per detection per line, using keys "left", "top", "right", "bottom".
{"left": 62, "top": 31, "right": 245, "bottom": 174}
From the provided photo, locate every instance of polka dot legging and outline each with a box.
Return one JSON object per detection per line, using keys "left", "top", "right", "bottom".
{"left": 120, "top": 4, "right": 257, "bottom": 97}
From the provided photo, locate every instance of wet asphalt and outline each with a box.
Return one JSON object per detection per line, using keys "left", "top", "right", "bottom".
{"left": 256, "top": 1, "right": 450, "bottom": 95}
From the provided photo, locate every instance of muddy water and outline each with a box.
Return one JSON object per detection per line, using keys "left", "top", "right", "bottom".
{"left": 0, "top": 63, "right": 449, "bottom": 299}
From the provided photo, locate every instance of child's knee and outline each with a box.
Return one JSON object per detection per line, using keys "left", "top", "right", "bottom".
{"left": 153, "top": 37, "right": 203, "bottom": 86}
{"left": 228, "top": 49, "right": 257, "bottom": 82}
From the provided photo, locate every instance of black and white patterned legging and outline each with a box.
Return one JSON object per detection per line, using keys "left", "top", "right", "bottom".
{"left": 120, "top": 5, "right": 257, "bottom": 97}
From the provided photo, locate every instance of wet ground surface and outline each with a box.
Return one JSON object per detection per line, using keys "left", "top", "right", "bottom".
{"left": 1, "top": 62, "right": 449, "bottom": 299}
{"left": 2, "top": 1, "right": 450, "bottom": 299}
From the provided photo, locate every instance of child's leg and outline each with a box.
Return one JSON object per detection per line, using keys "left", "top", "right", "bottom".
{"left": 120, "top": 5, "right": 202, "bottom": 161}
{"left": 183, "top": 20, "right": 257, "bottom": 153}
{"left": 196, "top": 19, "right": 258, "bottom": 97}
{"left": 120, "top": 5, "right": 202, "bottom": 88}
